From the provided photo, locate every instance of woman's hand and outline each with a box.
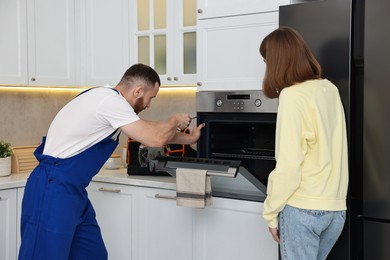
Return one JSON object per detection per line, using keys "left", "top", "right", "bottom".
{"left": 269, "top": 227, "right": 280, "bottom": 243}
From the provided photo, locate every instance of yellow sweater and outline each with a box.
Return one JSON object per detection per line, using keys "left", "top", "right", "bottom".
{"left": 262, "top": 79, "right": 349, "bottom": 228}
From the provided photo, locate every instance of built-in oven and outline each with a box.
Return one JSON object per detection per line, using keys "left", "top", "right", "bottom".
{"left": 196, "top": 90, "right": 278, "bottom": 202}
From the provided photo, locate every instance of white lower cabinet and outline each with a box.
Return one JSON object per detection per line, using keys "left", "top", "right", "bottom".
{"left": 137, "top": 188, "right": 194, "bottom": 260}
{"left": 0, "top": 189, "right": 17, "bottom": 260}
{"left": 87, "top": 182, "right": 134, "bottom": 260}
{"left": 88, "top": 183, "right": 194, "bottom": 260}
{"left": 194, "top": 197, "right": 278, "bottom": 260}
{"left": 88, "top": 181, "right": 278, "bottom": 260}
{"left": 17, "top": 187, "right": 24, "bottom": 259}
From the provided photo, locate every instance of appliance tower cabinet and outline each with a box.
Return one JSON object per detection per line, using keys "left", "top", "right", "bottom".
{"left": 196, "top": 0, "right": 291, "bottom": 91}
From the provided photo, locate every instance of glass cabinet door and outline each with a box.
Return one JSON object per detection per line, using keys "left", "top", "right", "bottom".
{"left": 137, "top": 0, "right": 167, "bottom": 75}
{"left": 132, "top": 0, "right": 196, "bottom": 85}
{"left": 182, "top": 0, "right": 197, "bottom": 75}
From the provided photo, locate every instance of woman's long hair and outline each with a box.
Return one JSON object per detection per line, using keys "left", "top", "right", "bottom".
{"left": 259, "top": 27, "right": 322, "bottom": 98}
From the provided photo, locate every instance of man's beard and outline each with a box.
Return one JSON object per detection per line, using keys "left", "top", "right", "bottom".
{"left": 133, "top": 98, "right": 145, "bottom": 114}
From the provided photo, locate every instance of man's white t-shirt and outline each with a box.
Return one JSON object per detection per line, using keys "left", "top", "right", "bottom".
{"left": 43, "top": 86, "right": 140, "bottom": 158}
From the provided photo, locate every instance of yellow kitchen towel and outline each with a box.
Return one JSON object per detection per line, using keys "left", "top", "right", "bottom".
{"left": 176, "top": 168, "right": 212, "bottom": 208}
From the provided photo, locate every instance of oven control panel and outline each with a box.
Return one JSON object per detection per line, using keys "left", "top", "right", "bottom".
{"left": 197, "top": 90, "right": 278, "bottom": 113}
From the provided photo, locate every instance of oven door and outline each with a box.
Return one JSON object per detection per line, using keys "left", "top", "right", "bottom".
{"left": 197, "top": 112, "right": 277, "bottom": 202}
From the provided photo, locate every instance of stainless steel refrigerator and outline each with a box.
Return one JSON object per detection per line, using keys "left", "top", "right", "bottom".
{"left": 279, "top": 0, "right": 390, "bottom": 259}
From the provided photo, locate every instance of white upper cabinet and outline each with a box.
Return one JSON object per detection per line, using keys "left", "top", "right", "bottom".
{"left": 196, "top": 0, "right": 291, "bottom": 91}
{"left": 197, "top": 0, "right": 291, "bottom": 19}
{"left": 0, "top": 0, "right": 28, "bottom": 84}
{"left": 0, "top": 0, "right": 79, "bottom": 86}
{"left": 130, "top": 0, "right": 197, "bottom": 86}
{"left": 83, "top": 0, "right": 131, "bottom": 86}
{"left": 197, "top": 12, "right": 279, "bottom": 91}
{"left": 26, "top": 0, "right": 79, "bottom": 86}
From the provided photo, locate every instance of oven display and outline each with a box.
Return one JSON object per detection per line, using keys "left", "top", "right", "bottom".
{"left": 226, "top": 94, "right": 250, "bottom": 100}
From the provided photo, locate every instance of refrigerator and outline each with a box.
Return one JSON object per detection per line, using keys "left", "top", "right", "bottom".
{"left": 279, "top": 0, "right": 390, "bottom": 259}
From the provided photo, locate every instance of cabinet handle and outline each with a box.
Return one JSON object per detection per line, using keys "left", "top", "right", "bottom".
{"left": 197, "top": 9, "right": 203, "bottom": 14}
{"left": 173, "top": 77, "right": 179, "bottom": 81}
{"left": 167, "top": 77, "right": 172, "bottom": 81}
{"left": 31, "top": 77, "right": 36, "bottom": 82}
{"left": 197, "top": 82, "right": 202, "bottom": 86}
{"left": 98, "top": 187, "right": 121, "bottom": 193}
{"left": 155, "top": 194, "right": 176, "bottom": 200}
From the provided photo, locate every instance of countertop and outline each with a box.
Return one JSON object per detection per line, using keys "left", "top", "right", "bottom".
{"left": 0, "top": 167, "right": 176, "bottom": 191}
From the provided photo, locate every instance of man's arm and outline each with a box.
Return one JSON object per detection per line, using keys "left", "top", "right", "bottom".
{"left": 120, "top": 113, "right": 203, "bottom": 147}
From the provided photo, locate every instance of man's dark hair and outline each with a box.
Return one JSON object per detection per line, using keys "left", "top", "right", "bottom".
{"left": 119, "top": 64, "right": 161, "bottom": 88}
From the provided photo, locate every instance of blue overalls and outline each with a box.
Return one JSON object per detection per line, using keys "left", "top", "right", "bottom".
{"left": 19, "top": 89, "right": 121, "bottom": 260}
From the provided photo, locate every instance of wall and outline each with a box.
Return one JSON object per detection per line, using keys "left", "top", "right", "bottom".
{"left": 0, "top": 86, "right": 197, "bottom": 159}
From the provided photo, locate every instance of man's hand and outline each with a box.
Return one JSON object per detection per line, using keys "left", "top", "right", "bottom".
{"left": 188, "top": 123, "right": 206, "bottom": 144}
{"left": 171, "top": 113, "right": 191, "bottom": 130}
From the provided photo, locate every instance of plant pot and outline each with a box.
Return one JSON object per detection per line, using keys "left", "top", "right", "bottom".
{"left": 0, "top": 156, "right": 12, "bottom": 177}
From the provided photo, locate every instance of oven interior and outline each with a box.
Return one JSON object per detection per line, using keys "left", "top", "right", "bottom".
{"left": 197, "top": 112, "right": 277, "bottom": 202}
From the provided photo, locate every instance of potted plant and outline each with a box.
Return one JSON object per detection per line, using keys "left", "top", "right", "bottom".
{"left": 0, "top": 140, "right": 13, "bottom": 177}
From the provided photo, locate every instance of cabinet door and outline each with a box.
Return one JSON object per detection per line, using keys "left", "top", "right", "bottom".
{"left": 195, "top": 197, "right": 278, "bottom": 260}
{"left": 170, "top": 0, "right": 197, "bottom": 85}
{"left": 137, "top": 188, "right": 194, "bottom": 260}
{"left": 197, "top": 0, "right": 290, "bottom": 19}
{"left": 0, "top": 189, "right": 17, "bottom": 260}
{"left": 130, "top": 0, "right": 197, "bottom": 86}
{"left": 17, "top": 187, "right": 24, "bottom": 259}
{"left": 0, "top": 0, "right": 28, "bottom": 84}
{"left": 87, "top": 182, "right": 134, "bottom": 260}
{"left": 26, "top": 0, "right": 78, "bottom": 85}
{"left": 197, "top": 12, "right": 278, "bottom": 91}
{"left": 83, "top": 0, "right": 131, "bottom": 86}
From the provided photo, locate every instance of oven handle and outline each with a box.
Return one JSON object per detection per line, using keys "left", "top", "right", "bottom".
{"left": 212, "top": 152, "right": 275, "bottom": 161}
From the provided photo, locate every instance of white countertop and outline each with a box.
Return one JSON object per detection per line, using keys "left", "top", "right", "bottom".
{"left": 0, "top": 167, "right": 176, "bottom": 191}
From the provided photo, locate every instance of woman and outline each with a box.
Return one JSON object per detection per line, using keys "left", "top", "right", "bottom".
{"left": 260, "top": 27, "right": 349, "bottom": 260}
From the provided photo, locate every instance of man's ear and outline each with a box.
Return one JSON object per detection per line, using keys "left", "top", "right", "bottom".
{"left": 133, "top": 86, "right": 144, "bottom": 98}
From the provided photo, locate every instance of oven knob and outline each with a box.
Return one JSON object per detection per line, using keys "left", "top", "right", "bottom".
{"left": 254, "top": 99, "right": 262, "bottom": 107}
{"left": 216, "top": 99, "right": 223, "bottom": 107}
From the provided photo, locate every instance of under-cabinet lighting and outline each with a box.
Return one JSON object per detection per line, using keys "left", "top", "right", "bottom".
{"left": 0, "top": 85, "right": 197, "bottom": 92}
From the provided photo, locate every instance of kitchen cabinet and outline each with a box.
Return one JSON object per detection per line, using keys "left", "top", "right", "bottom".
{"left": 26, "top": 0, "right": 79, "bottom": 86}
{"left": 0, "top": 0, "right": 80, "bottom": 86}
{"left": 137, "top": 188, "right": 194, "bottom": 260}
{"left": 87, "top": 182, "right": 134, "bottom": 260}
{"left": 0, "top": 189, "right": 17, "bottom": 260}
{"left": 17, "top": 187, "right": 24, "bottom": 259}
{"left": 196, "top": 0, "right": 291, "bottom": 91}
{"left": 130, "top": 0, "right": 197, "bottom": 86}
{"left": 197, "top": 0, "right": 290, "bottom": 19}
{"left": 197, "top": 12, "right": 279, "bottom": 91}
{"left": 88, "top": 180, "right": 277, "bottom": 260}
{"left": 0, "top": 0, "right": 28, "bottom": 85}
{"left": 82, "top": 0, "right": 131, "bottom": 86}
{"left": 88, "top": 182, "right": 194, "bottom": 260}
{"left": 194, "top": 197, "right": 278, "bottom": 260}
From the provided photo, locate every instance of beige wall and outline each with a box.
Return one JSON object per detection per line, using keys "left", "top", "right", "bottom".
{"left": 0, "top": 86, "right": 197, "bottom": 156}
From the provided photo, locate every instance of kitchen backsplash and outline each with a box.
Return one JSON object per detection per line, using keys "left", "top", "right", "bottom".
{"left": 0, "top": 86, "right": 197, "bottom": 157}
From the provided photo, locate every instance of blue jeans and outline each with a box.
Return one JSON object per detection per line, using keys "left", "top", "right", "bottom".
{"left": 279, "top": 205, "right": 346, "bottom": 260}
